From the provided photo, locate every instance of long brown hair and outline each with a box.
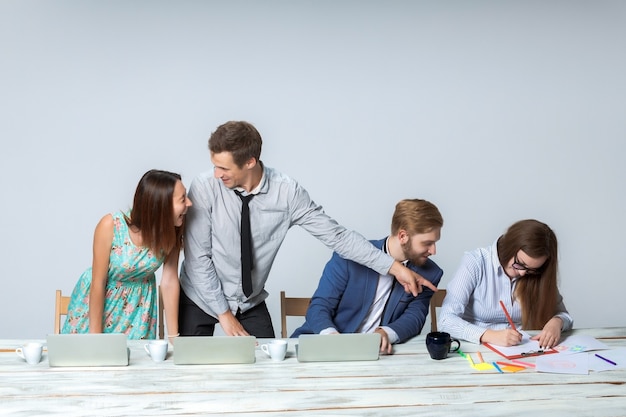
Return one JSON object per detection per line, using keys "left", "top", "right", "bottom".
{"left": 497, "top": 219, "right": 558, "bottom": 329}
{"left": 125, "top": 170, "right": 185, "bottom": 257}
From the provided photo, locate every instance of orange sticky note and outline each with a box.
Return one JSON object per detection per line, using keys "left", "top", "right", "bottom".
{"left": 501, "top": 365, "right": 525, "bottom": 372}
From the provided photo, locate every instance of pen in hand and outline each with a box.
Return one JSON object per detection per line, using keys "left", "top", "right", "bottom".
{"left": 499, "top": 300, "right": 523, "bottom": 346}
{"left": 499, "top": 300, "right": 519, "bottom": 332}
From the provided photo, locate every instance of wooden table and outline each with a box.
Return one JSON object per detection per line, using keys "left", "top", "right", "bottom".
{"left": 1, "top": 328, "right": 624, "bottom": 416}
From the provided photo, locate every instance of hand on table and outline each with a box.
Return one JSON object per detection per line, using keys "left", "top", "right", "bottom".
{"left": 218, "top": 310, "right": 250, "bottom": 337}
{"left": 531, "top": 317, "right": 563, "bottom": 349}
{"left": 375, "top": 328, "right": 393, "bottom": 355}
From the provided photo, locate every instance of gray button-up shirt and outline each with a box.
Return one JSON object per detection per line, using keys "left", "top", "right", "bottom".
{"left": 180, "top": 165, "right": 395, "bottom": 318}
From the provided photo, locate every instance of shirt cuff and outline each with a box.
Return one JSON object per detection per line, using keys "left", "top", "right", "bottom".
{"left": 553, "top": 313, "right": 573, "bottom": 331}
{"left": 320, "top": 327, "right": 338, "bottom": 335}
{"left": 380, "top": 326, "right": 399, "bottom": 344}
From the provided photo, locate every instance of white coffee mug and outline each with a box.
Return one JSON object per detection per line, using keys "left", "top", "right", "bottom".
{"left": 16, "top": 342, "right": 43, "bottom": 365}
{"left": 144, "top": 340, "right": 168, "bottom": 362}
{"left": 261, "top": 339, "right": 288, "bottom": 361}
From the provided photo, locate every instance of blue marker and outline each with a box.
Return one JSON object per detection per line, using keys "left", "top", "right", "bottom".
{"left": 492, "top": 361, "right": 504, "bottom": 373}
{"left": 595, "top": 353, "right": 617, "bottom": 366}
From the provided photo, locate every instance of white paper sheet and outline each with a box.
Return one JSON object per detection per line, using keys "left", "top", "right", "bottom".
{"left": 554, "top": 334, "right": 610, "bottom": 355}
{"left": 536, "top": 352, "right": 589, "bottom": 374}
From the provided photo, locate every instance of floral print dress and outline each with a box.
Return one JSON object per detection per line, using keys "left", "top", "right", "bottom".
{"left": 62, "top": 212, "right": 165, "bottom": 339}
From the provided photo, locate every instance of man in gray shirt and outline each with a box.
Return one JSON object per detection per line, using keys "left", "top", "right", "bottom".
{"left": 179, "top": 121, "right": 437, "bottom": 337}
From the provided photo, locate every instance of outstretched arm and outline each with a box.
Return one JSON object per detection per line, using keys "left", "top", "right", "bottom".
{"left": 289, "top": 186, "right": 436, "bottom": 297}
{"left": 89, "top": 214, "right": 114, "bottom": 334}
{"left": 389, "top": 261, "right": 438, "bottom": 296}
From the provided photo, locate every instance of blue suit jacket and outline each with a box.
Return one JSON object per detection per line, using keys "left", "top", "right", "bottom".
{"left": 292, "top": 238, "right": 443, "bottom": 343}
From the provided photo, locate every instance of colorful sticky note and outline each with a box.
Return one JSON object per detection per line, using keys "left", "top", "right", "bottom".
{"left": 500, "top": 365, "right": 525, "bottom": 372}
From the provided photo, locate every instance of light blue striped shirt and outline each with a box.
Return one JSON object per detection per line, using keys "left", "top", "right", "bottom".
{"left": 180, "top": 165, "right": 395, "bottom": 318}
{"left": 439, "top": 240, "right": 573, "bottom": 344}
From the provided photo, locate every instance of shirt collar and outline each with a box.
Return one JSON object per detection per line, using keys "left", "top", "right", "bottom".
{"left": 234, "top": 161, "right": 266, "bottom": 196}
{"left": 490, "top": 239, "right": 503, "bottom": 274}
{"left": 383, "top": 237, "right": 408, "bottom": 266}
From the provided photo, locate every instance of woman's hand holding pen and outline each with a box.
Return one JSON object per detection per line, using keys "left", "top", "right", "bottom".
{"left": 531, "top": 317, "right": 563, "bottom": 349}
{"left": 488, "top": 300, "right": 522, "bottom": 346}
{"left": 480, "top": 328, "right": 522, "bottom": 347}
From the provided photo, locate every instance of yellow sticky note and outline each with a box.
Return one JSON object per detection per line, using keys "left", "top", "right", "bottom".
{"left": 466, "top": 353, "right": 494, "bottom": 371}
{"left": 473, "top": 362, "right": 494, "bottom": 371}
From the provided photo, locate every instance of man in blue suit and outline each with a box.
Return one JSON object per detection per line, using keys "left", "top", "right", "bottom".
{"left": 292, "top": 199, "right": 443, "bottom": 354}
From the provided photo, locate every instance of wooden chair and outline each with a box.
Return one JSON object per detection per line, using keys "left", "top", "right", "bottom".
{"left": 54, "top": 290, "right": 71, "bottom": 334}
{"left": 55, "top": 286, "right": 166, "bottom": 337}
{"left": 280, "top": 291, "right": 311, "bottom": 338}
{"left": 429, "top": 289, "right": 447, "bottom": 332}
{"left": 56, "top": 286, "right": 166, "bottom": 337}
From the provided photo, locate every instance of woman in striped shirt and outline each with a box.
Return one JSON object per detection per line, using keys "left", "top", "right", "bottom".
{"left": 439, "top": 219, "right": 573, "bottom": 349}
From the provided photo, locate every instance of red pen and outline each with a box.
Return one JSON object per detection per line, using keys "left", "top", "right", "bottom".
{"left": 499, "top": 300, "right": 518, "bottom": 332}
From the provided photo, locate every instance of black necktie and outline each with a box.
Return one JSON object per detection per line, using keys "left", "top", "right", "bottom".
{"left": 235, "top": 191, "right": 254, "bottom": 297}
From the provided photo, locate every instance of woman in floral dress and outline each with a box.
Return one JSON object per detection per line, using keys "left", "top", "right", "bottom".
{"left": 62, "top": 169, "right": 192, "bottom": 339}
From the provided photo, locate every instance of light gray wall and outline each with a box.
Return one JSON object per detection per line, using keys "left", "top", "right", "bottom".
{"left": 1, "top": 0, "right": 624, "bottom": 338}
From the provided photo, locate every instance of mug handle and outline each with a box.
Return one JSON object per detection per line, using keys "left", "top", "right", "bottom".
{"left": 261, "top": 344, "right": 270, "bottom": 356}
{"left": 449, "top": 339, "right": 461, "bottom": 353}
{"left": 144, "top": 344, "right": 151, "bottom": 356}
{"left": 16, "top": 348, "right": 24, "bottom": 359}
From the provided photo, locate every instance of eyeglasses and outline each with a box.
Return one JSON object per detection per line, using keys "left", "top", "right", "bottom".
{"left": 512, "top": 255, "right": 543, "bottom": 275}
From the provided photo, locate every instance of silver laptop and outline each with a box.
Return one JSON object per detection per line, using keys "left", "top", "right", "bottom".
{"left": 173, "top": 336, "right": 256, "bottom": 365}
{"left": 296, "top": 333, "right": 381, "bottom": 362}
{"left": 46, "top": 333, "right": 129, "bottom": 367}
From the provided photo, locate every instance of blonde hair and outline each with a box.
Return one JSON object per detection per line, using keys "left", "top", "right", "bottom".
{"left": 391, "top": 199, "right": 443, "bottom": 235}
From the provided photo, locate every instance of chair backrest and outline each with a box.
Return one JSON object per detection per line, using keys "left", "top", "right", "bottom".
{"left": 54, "top": 290, "right": 71, "bottom": 334}
{"left": 429, "top": 289, "right": 447, "bottom": 332}
{"left": 280, "top": 291, "right": 311, "bottom": 338}
{"left": 158, "top": 285, "right": 165, "bottom": 339}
